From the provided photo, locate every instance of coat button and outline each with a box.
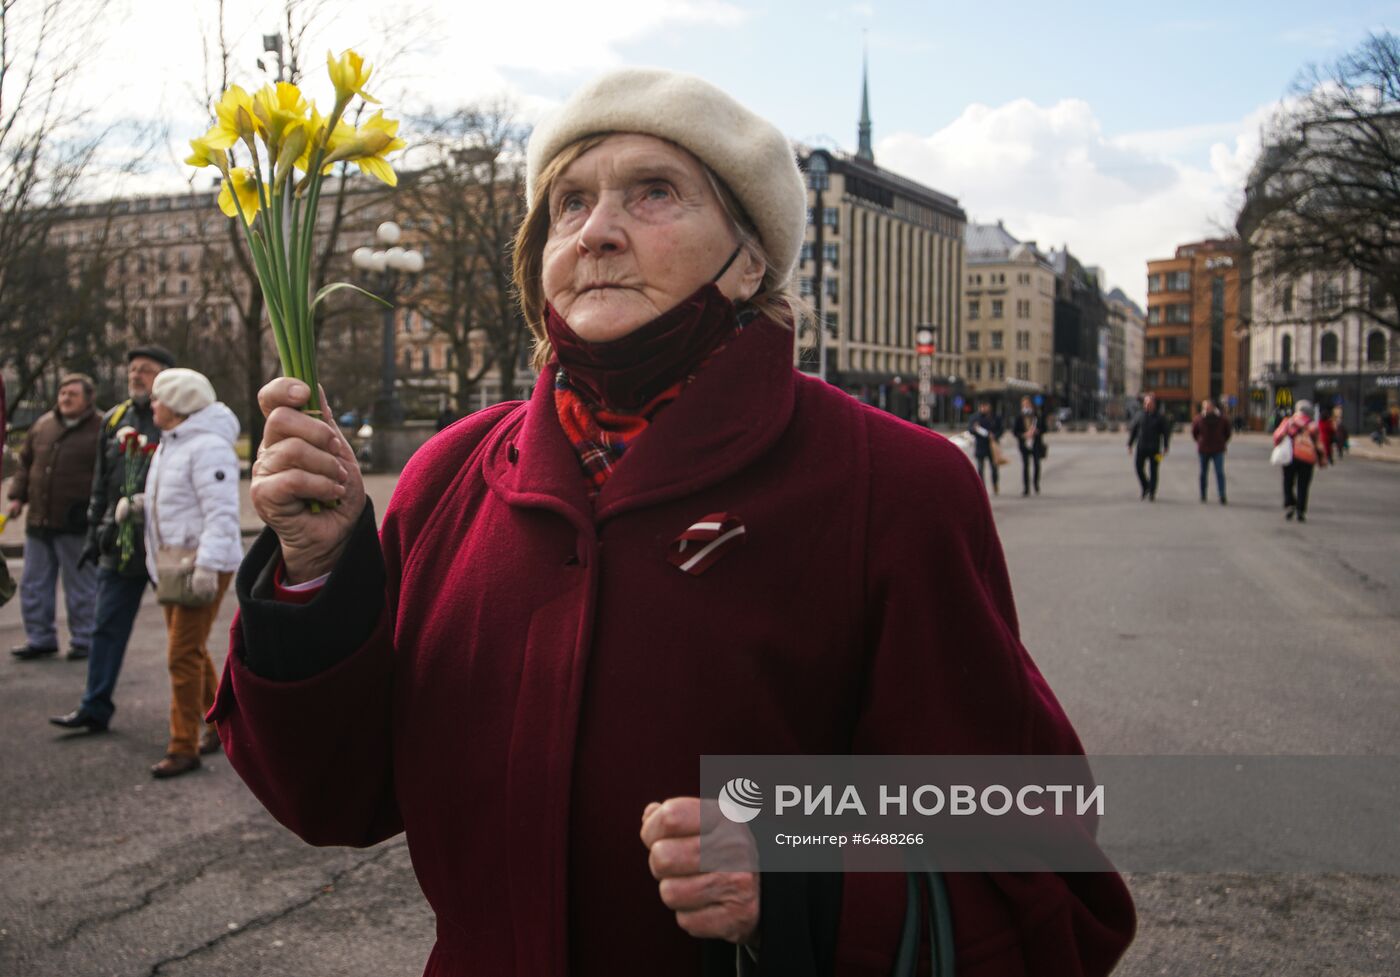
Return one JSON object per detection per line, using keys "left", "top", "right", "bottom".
{"left": 507, "top": 443, "right": 519, "bottom": 463}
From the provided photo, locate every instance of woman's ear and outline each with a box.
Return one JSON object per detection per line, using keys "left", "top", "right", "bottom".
{"left": 732, "top": 245, "right": 766, "bottom": 303}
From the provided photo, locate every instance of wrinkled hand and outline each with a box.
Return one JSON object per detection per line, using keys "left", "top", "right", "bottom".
{"left": 640, "top": 797, "right": 760, "bottom": 947}
{"left": 190, "top": 566, "right": 219, "bottom": 602}
{"left": 115, "top": 493, "right": 145, "bottom": 524}
{"left": 249, "top": 379, "right": 365, "bottom": 583}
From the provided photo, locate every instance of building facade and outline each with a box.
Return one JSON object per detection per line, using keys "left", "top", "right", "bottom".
{"left": 1246, "top": 263, "right": 1398, "bottom": 432}
{"left": 961, "top": 221, "right": 1055, "bottom": 414}
{"left": 1103, "top": 286, "right": 1146, "bottom": 417}
{"left": 1144, "top": 239, "right": 1245, "bottom": 423}
{"left": 793, "top": 64, "right": 966, "bottom": 425}
{"left": 1046, "top": 247, "right": 1106, "bottom": 420}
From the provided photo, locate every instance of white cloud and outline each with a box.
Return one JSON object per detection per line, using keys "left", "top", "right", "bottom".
{"left": 876, "top": 96, "right": 1283, "bottom": 305}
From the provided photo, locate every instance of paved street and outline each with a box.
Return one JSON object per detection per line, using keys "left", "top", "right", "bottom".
{"left": 1, "top": 431, "right": 1397, "bottom": 975}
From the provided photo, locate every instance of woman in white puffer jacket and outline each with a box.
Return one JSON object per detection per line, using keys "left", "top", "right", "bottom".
{"left": 140, "top": 368, "right": 242, "bottom": 778}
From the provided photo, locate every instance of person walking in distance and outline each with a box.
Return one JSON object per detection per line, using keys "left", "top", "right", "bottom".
{"left": 1274, "top": 399, "right": 1326, "bottom": 523}
{"left": 1332, "top": 407, "right": 1348, "bottom": 461}
{"left": 968, "top": 400, "right": 1004, "bottom": 495}
{"left": 1317, "top": 406, "right": 1336, "bottom": 465}
{"left": 50, "top": 345, "right": 174, "bottom": 734}
{"left": 1128, "top": 394, "right": 1171, "bottom": 501}
{"left": 7, "top": 374, "right": 102, "bottom": 661}
{"left": 1012, "top": 396, "right": 1045, "bottom": 496}
{"left": 1191, "top": 397, "right": 1231, "bottom": 505}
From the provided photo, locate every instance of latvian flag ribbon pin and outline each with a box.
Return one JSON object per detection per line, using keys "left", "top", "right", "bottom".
{"left": 667, "top": 513, "right": 746, "bottom": 576}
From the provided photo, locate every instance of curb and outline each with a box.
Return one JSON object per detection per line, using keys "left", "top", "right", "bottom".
{"left": 2, "top": 525, "right": 264, "bottom": 560}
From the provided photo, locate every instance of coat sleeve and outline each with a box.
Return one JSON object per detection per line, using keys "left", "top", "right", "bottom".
{"left": 210, "top": 500, "right": 402, "bottom": 847}
{"left": 190, "top": 437, "right": 243, "bottom": 571}
{"left": 827, "top": 422, "right": 1135, "bottom": 977}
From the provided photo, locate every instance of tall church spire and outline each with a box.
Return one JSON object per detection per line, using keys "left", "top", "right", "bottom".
{"left": 856, "top": 42, "right": 874, "bottom": 163}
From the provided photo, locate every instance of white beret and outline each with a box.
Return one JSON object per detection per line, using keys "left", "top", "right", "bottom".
{"left": 527, "top": 68, "right": 807, "bottom": 287}
{"left": 152, "top": 368, "right": 216, "bottom": 416}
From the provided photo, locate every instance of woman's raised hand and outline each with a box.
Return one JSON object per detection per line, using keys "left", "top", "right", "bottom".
{"left": 249, "top": 379, "right": 366, "bottom": 583}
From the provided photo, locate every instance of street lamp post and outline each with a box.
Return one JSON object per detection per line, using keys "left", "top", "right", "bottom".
{"left": 351, "top": 221, "right": 423, "bottom": 460}
{"left": 916, "top": 324, "right": 936, "bottom": 428}
{"left": 807, "top": 153, "right": 830, "bottom": 383}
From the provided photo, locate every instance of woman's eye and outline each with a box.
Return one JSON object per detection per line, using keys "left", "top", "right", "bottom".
{"left": 561, "top": 194, "right": 585, "bottom": 212}
{"left": 644, "top": 184, "right": 671, "bottom": 201}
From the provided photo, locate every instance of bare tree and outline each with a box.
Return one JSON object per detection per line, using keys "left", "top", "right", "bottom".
{"left": 397, "top": 104, "right": 531, "bottom": 412}
{"left": 1238, "top": 32, "right": 1400, "bottom": 334}
{"left": 0, "top": 0, "right": 142, "bottom": 417}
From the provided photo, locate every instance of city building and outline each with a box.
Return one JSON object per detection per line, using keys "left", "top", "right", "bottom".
{"left": 962, "top": 221, "right": 1055, "bottom": 414}
{"left": 1244, "top": 261, "right": 1397, "bottom": 431}
{"left": 1144, "top": 239, "right": 1246, "bottom": 423}
{"left": 795, "top": 58, "right": 967, "bottom": 424}
{"left": 1046, "top": 246, "right": 1106, "bottom": 420}
{"left": 1103, "top": 286, "right": 1146, "bottom": 417}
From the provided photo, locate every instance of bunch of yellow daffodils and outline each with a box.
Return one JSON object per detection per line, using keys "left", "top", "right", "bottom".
{"left": 185, "top": 50, "right": 405, "bottom": 417}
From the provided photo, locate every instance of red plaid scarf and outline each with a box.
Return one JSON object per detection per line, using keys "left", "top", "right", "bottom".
{"left": 552, "top": 305, "right": 755, "bottom": 499}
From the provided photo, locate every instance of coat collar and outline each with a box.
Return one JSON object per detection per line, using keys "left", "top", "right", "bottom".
{"left": 483, "top": 316, "right": 796, "bottom": 527}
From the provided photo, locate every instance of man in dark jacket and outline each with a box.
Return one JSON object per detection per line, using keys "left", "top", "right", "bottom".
{"left": 1127, "top": 393, "right": 1171, "bottom": 501}
{"left": 51, "top": 345, "right": 174, "bottom": 733}
{"left": 7, "top": 374, "right": 102, "bottom": 660}
{"left": 967, "top": 401, "right": 1004, "bottom": 495}
{"left": 1191, "top": 398, "right": 1231, "bottom": 505}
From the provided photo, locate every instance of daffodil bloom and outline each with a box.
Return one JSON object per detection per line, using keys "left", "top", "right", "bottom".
{"left": 327, "top": 49, "right": 379, "bottom": 107}
{"left": 217, "top": 168, "right": 261, "bottom": 225}
{"left": 275, "top": 125, "right": 310, "bottom": 190}
{"left": 296, "top": 104, "right": 352, "bottom": 174}
{"left": 183, "top": 136, "right": 229, "bottom": 176}
{"left": 253, "top": 82, "right": 310, "bottom": 152}
{"left": 321, "top": 110, "right": 406, "bottom": 186}
{"left": 202, "top": 84, "right": 260, "bottom": 150}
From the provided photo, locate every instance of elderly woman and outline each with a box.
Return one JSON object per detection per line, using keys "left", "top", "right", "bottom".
{"left": 216, "top": 70, "right": 1134, "bottom": 975}
{"left": 141, "top": 369, "right": 242, "bottom": 777}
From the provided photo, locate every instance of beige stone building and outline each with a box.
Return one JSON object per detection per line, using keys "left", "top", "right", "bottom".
{"left": 793, "top": 67, "right": 967, "bottom": 423}
{"left": 961, "top": 221, "right": 1055, "bottom": 413}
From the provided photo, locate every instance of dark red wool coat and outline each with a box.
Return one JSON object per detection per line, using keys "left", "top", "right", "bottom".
{"left": 213, "top": 317, "right": 1134, "bottom": 976}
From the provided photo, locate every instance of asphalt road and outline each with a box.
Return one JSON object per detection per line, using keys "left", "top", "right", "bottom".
{"left": 0, "top": 432, "right": 1396, "bottom": 976}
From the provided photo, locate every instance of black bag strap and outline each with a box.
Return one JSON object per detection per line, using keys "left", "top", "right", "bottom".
{"left": 891, "top": 871, "right": 955, "bottom": 977}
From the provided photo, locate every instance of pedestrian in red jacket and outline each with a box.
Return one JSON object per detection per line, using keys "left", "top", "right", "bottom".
{"left": 215, "top": 69, "right": 1135, "bottom": 976}
{"left": 1190, "top": 398, "right": 1231, "bottom": 504}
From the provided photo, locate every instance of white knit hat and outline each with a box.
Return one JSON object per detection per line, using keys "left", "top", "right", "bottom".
{"left": 152, "top": 368, "right": 216, "bottom": 416}
{"left": 526, "top": 68, "right": 807, "bottom": 286}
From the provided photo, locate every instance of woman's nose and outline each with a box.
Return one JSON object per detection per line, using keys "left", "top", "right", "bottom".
{"left": 577, "top": 193, "right": 627, "bottom": 256}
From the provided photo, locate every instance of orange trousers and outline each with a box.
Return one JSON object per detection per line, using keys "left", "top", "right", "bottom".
{"left": 161, "top": 572, "right": 233, "bottom": 757}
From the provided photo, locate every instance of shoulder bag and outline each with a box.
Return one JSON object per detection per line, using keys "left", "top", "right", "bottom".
{"left": 149, "top": 474, "right": 216, "bottom": 608}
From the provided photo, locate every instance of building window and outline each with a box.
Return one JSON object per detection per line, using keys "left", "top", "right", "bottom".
{"left": 1146, "top": 306, "right": 1161, "bottom": 324}
{"left": 990, "top": 331, "right": 1004, "bottom": 350}
{"left": 1166, "top": 271, "right": 1190, "bottom": 291}
{"left": 800, "top": 243, "right": 813, "bottom": 264}
{"left": 967, "top": 332, "right": 980, "bottom": 351}
{"left": 991, "top": 299, "right": 1004, "bottom": 319}
{"left": 1321, "top": 282, "right": 1341, "bottom": 310}
{"left": 1145, "top": 338, "right": 1160, "bottom": 357}
{"left": 968, "top": 301, "right": 980, "bottom": 320}
{"left": 1282, "top": 335, "right": 1293, "bottom": 372}
{"left": 1163, "top": 335, "right": 1191, "bottom": 357}
{"left": 1147, "top": 274, "right": 1162, "bottom": 294}
{"left": 1016, "top": 299, "right": 1030, "bottom": 319}
{"left": 971, "top": 361, "right": 982, "bottom": 380}
{"left": 823, "top": 207, "right": 838, "bottom": 229}
{"left": 1017, "top": 272, "right": 1030, "bottom": 285}
{"left": 1166, "top": 304, "right": 1191, "bottom": 324}
{"left": 825, "top": 277, "right": 838, "bottom": 302}
{"left": 1320, "top": 331, "right": 1339, "bottom": 364}
{"left": 824, "top": 242, "right": 839, "bottom": 266}
{"left": 422, "top": 349, "right": 432, "bottom": 372}
{"left": 1367, "top": 330, "right": 1387, "bottom": 364}
{"left": 798, "top": 277, "right": 814, "bottom": 297}
{"left": 1282, "top": 282, "right": 1294, "bottom": 314}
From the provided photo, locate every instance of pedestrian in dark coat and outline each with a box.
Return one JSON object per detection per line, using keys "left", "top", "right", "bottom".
{"left": 1127, "top": 394, "right": 1171, "bottom": 500}
{"left": 216, "top": 68, "right": 1134, "bottom": 977}
{"left": 6, "top": 374, "right": 101, "bottom": 660}
{"left": 1011, "top": 396, "right": 1045, "bottom": 496}
{"left": 50, "top": 344, "right": 175, "bottom": 734}
{"left": 967, "top": 401, "right": 1005, "bottom": 495}
{"left": 1190, "top": 398, "right": 1231, "bottom": 504}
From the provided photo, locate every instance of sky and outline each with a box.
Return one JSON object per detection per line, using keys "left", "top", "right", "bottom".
{"left": 24, "top": 0, "right": 1400, "bottom": 307}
